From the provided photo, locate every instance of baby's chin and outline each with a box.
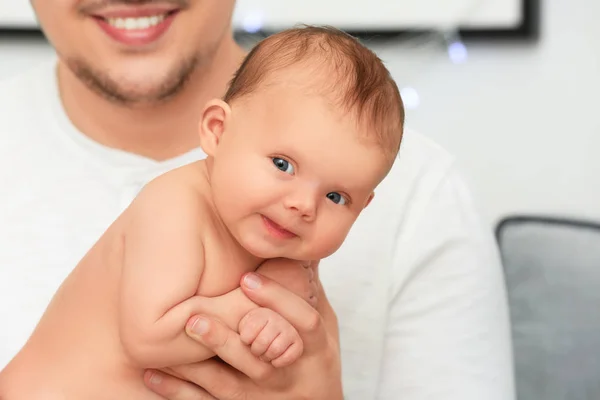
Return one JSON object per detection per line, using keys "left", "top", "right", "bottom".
{"left": 245, "top": 246, "right": 294, "bottom": 261}
{"left": 239, "top": 233, "right": 340, "bottom": 262}
{"left": 240, "top": 239, "right": 299, "bottom": 261}
{"left": 253, "top": 248, "right": 330, "bottom": 264}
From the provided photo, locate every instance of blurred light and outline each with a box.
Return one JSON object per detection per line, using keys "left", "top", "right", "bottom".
{"left": 242, "top": 11, "right": 264, "bottom": 33}
{"left": 400, "top": 87, "right": 420, "bottom": 110}
{"left": 448, "top": 41, "right": 468, "bottom": 64}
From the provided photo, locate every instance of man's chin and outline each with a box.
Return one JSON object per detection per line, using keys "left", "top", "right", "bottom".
{"left": 104, "top": 83, "right": 181, "bottom": 106}
{"left": 68, "top": 56, "right": 198, "bottom": 106}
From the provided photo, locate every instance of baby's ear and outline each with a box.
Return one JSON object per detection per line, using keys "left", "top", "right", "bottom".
{"left": 198, "top": 99, "right": 232, "bottom": 156}
{"left": 363, "top": 192, "right": 375, "bottom": 209}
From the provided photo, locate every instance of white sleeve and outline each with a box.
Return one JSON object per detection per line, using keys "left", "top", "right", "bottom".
{"left": 376, "top": 165, "right": 516, "bottom": 400}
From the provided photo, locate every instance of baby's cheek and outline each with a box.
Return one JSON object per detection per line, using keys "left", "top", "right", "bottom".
{"left": 307, "top": 226, "right": 349, "bottom": 259}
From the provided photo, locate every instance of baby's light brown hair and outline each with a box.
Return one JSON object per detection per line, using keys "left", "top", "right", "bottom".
{"left": 224, "top": 25, "right": 405, "bottom": 162}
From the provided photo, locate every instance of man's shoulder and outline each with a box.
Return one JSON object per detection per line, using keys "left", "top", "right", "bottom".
{"left": 379, "top": 128, "right": 458, "bottom": 198}
{"left": 364, "top": 127, "right": 478, "bottom": 243}
{"left": 0, "top": 61, "right": 54, "bottom": 125}
{"left": 353, "top": 128, "right": 461, "bottom": 232}
{"left": 0, "top": 61, "right": 58, "bottom": 152}
{"left": 400, "top": 128, "right": 455, "bottom": 163}
{"left": 0, "top": 62, "right": 48, "bottom": 98}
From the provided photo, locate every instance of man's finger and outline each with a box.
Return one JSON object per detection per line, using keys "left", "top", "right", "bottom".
{"left": 185, "top": 315, "right": 277, "bottom": 383}
{"left": 240, "top": 271, "right": 328, "bottom": 352}
{"left": 168, "top": 359, "right": 248, "bottom": 399}
{"left": 311, "top": 266, "right": 339, "bottom": 340}
{"left": 144, "top": 369, "right": 217, "bottom": 400}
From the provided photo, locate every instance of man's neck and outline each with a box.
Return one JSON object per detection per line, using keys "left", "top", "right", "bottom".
{"left": 57, "top": 36, "right": 246, "bottom": 161}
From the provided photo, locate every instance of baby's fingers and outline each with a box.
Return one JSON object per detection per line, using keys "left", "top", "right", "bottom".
{"left": 270, "top": 339, "right": 304, "bottom": 368}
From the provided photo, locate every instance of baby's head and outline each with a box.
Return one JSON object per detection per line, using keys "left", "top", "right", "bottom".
{"left": 199, "top": 25, "right": 404, "bottom": 261}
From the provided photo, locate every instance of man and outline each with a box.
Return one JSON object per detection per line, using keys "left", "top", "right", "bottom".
{"left": 0, "top": 1, "right": 515, "bottom": 399}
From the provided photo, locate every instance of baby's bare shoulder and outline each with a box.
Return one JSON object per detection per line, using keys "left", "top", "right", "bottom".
{"left": 127, "top": 161, "right": 212, "bottom": 227}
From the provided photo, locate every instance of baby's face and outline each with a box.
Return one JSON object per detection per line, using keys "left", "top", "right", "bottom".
{"left": 208, "top": 83, "right": 391, "bottom": 261}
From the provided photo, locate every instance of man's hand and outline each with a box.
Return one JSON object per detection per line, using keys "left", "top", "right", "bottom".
{"left": 144, "top": 260, "right": 343, "bottom": 400}
{"left": 253, "top": 258, "right": 318, "bottom": 308}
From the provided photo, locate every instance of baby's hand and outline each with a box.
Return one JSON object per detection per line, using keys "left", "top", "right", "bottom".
{"left": 255, "top": 258, "right": 318, "bottom": 308}
{"left": 238, "top": 307, "right": 303, "bottom": 368}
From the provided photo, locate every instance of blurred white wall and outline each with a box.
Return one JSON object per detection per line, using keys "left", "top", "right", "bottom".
{"left": 383, "top": 0, "right": 599, "bottom": 227}
{"left": 0, "top": 0, "right": 598, "bottom": 229}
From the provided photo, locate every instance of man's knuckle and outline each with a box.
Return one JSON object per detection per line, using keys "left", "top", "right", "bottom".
{"left": 208, "top": 366, "right": 250, "bottom": 400}
{"left": 207, "top": 371, "right": 237, "bottom": 395}
{"left": 251, "top": 363, "right": 274, "bottom": 381}
{"left": 302, "top": 310, "right": 322, "bottom": 333}
{"left": 223, "top": 385, "right": 247, "bottom": 400}
{"left": 213, "top": 329, "right": 232, "bottom": 351}
{"left": 285, "top": 325, "right": 300, "bottom": 340}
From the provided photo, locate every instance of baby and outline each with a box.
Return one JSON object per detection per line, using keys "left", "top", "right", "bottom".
{"left": 0, "top": 26, "right": 404, "bottom": 399}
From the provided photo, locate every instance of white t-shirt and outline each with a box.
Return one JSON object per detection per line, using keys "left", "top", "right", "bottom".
{"left": 0, "top": 61, "right": 515, "bottom": 400}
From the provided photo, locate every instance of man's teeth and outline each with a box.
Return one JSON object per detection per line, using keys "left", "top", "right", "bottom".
{"left": 106, "top": 15, "right": 166, "bottom": 30}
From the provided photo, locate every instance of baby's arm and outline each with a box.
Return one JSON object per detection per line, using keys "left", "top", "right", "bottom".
{"left": 213, "top": 259, "right": 318, "bottom": 368}
{"left": 118, "top": 176, "right": 226, "bottom": 368}
{"left": 119, "top": 175, "right": 317, "bottom": 369}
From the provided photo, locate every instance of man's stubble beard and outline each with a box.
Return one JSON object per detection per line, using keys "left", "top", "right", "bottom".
{"left": 65, "top": 53, "right": 201, "bottom": 108}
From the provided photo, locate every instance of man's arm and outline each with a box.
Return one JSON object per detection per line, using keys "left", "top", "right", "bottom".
{"left": 118, "top": 177, "right": 221, "bottom": 368}
{"left": 377, "top": 165, "right": 515, "bottom": 400}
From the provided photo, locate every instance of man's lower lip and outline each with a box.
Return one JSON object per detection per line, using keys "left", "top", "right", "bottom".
{"left": 262, "top": 216, "right": 296, "bottom": 239}
{"left": 94, "top": 13, "right": 177, "bottom": 47}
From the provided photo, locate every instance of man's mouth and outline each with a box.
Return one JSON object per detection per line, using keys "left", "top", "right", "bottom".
{"left": 91, "top": 9, "right": 179, "bottom": 47}
{"left": 104, "top": 14, "right": 168, "bottom": 30}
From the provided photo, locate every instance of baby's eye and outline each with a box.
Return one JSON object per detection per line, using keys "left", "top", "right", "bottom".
{"left": 326, "top": 192, "right": 347, "bottom": 205}
{"left": 272, "top": 157, "right": 295, "bottom": 175}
